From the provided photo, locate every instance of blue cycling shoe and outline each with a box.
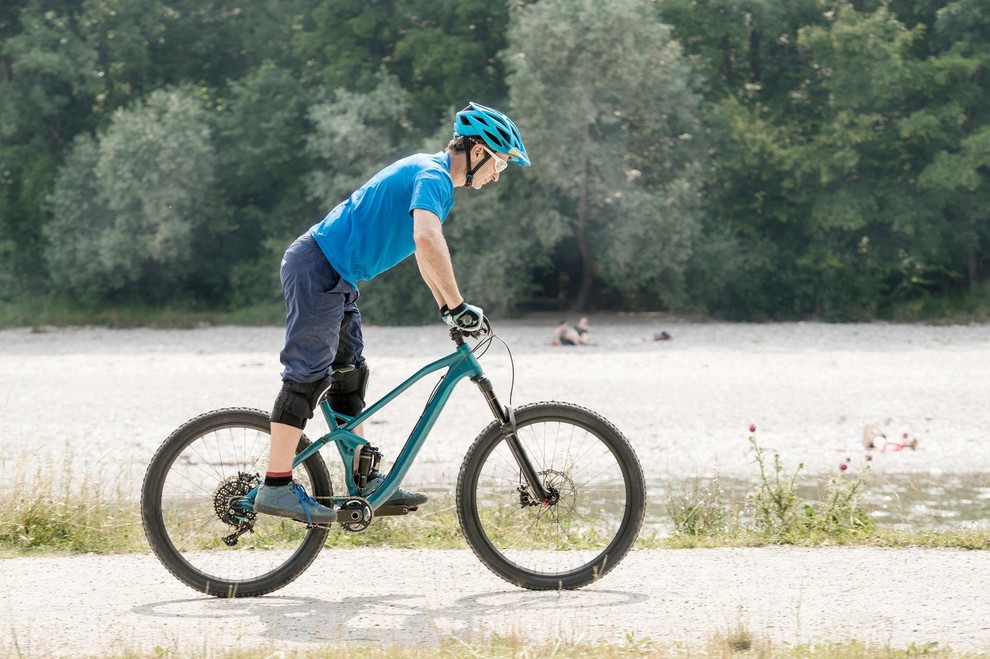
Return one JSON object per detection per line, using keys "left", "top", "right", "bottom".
{"left": 360, "top": 476, "right": 428, "bottom": 508}
{"left": 254, "top": 482, "right": 337, "bottom": 525}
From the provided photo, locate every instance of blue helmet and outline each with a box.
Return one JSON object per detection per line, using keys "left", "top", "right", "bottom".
{"left": 453, "top": 102, "right": 530, "bottom": 167}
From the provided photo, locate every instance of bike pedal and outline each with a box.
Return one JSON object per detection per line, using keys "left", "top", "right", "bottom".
{"left": 375, "top": 505, "right": 414, "bottom": 516}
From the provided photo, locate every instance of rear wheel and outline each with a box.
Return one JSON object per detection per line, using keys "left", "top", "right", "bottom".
{"left": 141, "top": 408, "right": 332, "bottom": 597}
{"left": 457, "top": 402, "right": 646, "bottom": 590}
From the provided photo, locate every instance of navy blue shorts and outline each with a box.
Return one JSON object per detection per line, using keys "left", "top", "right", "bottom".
{"left": 278, "top": 233, "right": 364, "bottom": 384}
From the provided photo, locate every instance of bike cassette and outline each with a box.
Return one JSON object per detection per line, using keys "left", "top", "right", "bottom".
{"left": 338, "top": 497, "right": 374, "bottom": 532}
{"left": 213, "top": 472, "right": 260, "bottom": 525}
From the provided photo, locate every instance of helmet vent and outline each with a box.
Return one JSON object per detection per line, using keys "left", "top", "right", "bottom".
{"left": 482, "top": 129, "right": 502, "bottom": 146}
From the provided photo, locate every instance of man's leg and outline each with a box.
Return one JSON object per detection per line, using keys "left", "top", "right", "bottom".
{"left": 268, "top": 422, "right": 301, "bottom": 474}
{"left": 256, "top": 234, "right": 346, "bottom": 525}
{"left": 334, "top": 303, "right": 428, "bottom": 509}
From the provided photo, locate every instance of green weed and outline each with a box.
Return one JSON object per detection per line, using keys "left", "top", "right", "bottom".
{"left": 746, "top": 436, "right": 873, "bottom": 544}
{"left": 663, "top": 475, "right": 729, "bottom": 537}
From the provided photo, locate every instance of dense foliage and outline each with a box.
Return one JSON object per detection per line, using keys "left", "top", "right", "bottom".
{"left": 1, "top": 0, "right": 987, "bottom": 322}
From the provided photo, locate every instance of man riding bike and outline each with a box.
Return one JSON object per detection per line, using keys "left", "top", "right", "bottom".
{"left": 255, "top": 102, "right": 530, "bottom": 524}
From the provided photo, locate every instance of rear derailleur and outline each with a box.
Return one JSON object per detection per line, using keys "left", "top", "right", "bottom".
{"left": 213, "top": 472, "right": 260, "bottom": 546}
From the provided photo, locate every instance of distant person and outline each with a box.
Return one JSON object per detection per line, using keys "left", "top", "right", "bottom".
{"left": 551, "top": 318, "right": 591, "bottom": 346}
{"left": 255, "top": 102, "right": 530, "bottom": 525}
{"left": 862, "top": 423, "right": 918, "bottom": 452}
{"left": 574, "top": 317, "right": 591, "bottom": 343}
{"left": 551, "top": 320, "right": 581, "bottom": 346}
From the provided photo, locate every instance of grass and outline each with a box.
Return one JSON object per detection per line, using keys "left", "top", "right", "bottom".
{"left": 0, "top": 297, "right": 284, "bottom": 330}
{"left": 0, "top": 456, "right": 147, "bottom": 556}
{"left": 2, "top": 482, "right": 988, "bottom": 557}
{"left": 2, "top": 632, "right": 975, "bottom": 658}
{"left": 1, "top": 436, "right": 987, "bottom": 555}
{"left": 5, "top": 282, "right": 990, "bottom": 331}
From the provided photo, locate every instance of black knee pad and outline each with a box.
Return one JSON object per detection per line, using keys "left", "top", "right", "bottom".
{"left": 270, "top": 377, "right": 333, "bottom": 429}
{"left": 326, "top": 362, "right": 369, "bottom": 417}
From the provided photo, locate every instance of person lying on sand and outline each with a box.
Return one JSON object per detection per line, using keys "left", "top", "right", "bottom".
{"left": 862, "top": 423, "right": 918, "bottom": 452}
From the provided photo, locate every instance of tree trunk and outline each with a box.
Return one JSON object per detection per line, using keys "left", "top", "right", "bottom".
{"left": 749, "top": 28, "right": 762, "bottom": 82}
{"left": 721, "top": 34, "right": 734, "bottom": 85}
{"left": 572, "top": 156, "right": 592, "bottom": 312}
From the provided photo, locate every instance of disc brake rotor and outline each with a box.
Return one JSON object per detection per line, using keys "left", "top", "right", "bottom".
{"left": 538, "top": 469, "right": 577, "bottom": 518}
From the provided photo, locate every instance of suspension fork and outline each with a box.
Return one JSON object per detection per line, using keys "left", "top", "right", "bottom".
{"left": 472, "top": 374, "right": 554, "bottom": 502}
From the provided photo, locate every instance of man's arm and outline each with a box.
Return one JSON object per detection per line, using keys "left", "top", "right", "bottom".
{"left": 412, "top": 208, "right": 463, "bottom": 310}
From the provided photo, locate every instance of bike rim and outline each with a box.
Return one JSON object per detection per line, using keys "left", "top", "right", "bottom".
{"left": 156, "top": 421, "right": 324, "bottom": 588}
{"left": 471, "top": 417, "right": 632, "bottom": 578}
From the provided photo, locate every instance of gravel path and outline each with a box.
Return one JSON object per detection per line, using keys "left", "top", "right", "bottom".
{"left": 2, "top": 547, "right": 989, "bottom": 655}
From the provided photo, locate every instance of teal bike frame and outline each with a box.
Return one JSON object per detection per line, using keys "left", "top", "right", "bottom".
{"left": 288, "top": 331, "right": 550, "bottom": 513}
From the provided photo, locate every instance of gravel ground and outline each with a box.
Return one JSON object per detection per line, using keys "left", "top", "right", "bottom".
{"left": 2, "top": 547, "right": 989, "bottom": 655}
{"left": 1, "top": 316, "right": 989, "bottom": 654}
{"left": 2, "top": 315, "right": 989, "bottom": 488}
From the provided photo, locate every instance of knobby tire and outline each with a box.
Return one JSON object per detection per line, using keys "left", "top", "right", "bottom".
{"left": 141, "top": 408, "right": 332, "bottom": 597}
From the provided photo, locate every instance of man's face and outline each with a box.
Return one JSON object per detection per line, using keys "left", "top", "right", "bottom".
{"left": 471, "top": 144, "right": 508, "bottom": 189}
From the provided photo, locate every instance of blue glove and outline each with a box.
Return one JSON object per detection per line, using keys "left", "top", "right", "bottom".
{"left": 442, "top": 301, "right": 484, "bottom": 332}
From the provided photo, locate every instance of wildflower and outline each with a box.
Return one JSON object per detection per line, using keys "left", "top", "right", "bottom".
{"left": 749, "top": 424, "right": 757, "bottom": 433}
{"left": 839, "top": 463, "right": 848, "bottom": 471}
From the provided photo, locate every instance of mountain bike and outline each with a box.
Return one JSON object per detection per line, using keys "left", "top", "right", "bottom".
{"left": 141, "top": 323, "right": 646, "bottom": 598}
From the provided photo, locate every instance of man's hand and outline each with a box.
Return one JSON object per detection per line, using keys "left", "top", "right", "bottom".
{"left": 442, "top": 301, "right": 484, "bottom": 332}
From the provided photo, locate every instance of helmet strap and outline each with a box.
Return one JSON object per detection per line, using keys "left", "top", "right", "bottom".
{"left": 463, "top": 140, "right": 491, "bottom": 188}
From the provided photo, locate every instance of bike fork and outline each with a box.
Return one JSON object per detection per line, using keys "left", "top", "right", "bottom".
{"left": 472, "top": 375, "right": 553, "bottom": 502}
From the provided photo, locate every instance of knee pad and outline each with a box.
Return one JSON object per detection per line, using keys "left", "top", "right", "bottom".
{"left": 326, "top": 362, "right": 369, "bottom": 418}
{"left": 270, "top": 377, "right": 333, "bottom": 429}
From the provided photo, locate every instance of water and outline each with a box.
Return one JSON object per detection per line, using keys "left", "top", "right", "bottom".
{"left": 422, "top": 471, "right": 990, "bottom": 535}
{"left": 646, "top": 472, "right": 990, "bottom": 533}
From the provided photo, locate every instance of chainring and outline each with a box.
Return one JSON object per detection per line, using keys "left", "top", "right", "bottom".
{"left": 339, "top": 497, "right": 374, "bottom": 532}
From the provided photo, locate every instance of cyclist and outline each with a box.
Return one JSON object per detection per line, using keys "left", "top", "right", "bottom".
{"left": 255, "top": 102, "right": 530, "bottom": 525}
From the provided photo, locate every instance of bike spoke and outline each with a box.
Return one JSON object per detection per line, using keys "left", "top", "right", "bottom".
{"left": 469, "top": 414, "right": 632, "bottom": 579}
{"left": 146, "top": 411, "right": 330, "bottom": 594}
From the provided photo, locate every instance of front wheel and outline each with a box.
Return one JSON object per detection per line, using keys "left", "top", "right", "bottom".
{"left": 457, "top": 402, "right": 646, "bottom": 590}
{"left": 141, "top": 408, "right": 332, "bottom": 597}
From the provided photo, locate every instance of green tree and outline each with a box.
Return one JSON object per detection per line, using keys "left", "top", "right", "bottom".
{"left": 213, "top": 61, "right": 318, "bottom": 308}
{"left": 306, "top": 69, "right": 419, "bottom": 208}
{"left": 45, "top": 87, "right": 225, "bottom": 302}
{"left": 0, "top": 1, "right": 101, "bottom": 294}
{"left": 667, "top": 1, "right": 989, "bottom": 319}
{"left": 792, "top": 4, "right": 984, "bottom": 315}
{"left": 915, "top": 0, "right": 990, "bottom": 289}
{"left": 294, "top": 0, "right": 509, "bottom": 130}
{"left": 506, "top": 0, "right": 706, "bottom": 310}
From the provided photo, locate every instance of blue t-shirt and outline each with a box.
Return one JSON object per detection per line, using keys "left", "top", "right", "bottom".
{"left": 310, "top": 152, "right": 455, "bottom": 288}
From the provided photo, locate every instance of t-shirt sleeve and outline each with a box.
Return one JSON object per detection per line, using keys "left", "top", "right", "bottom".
{"left": 409, "top": 171, "right": 452, "bottom": 222}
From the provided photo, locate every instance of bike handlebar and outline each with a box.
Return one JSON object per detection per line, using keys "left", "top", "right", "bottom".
{"left": 449, "top": 317, "right": 493, "bottom": 345}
